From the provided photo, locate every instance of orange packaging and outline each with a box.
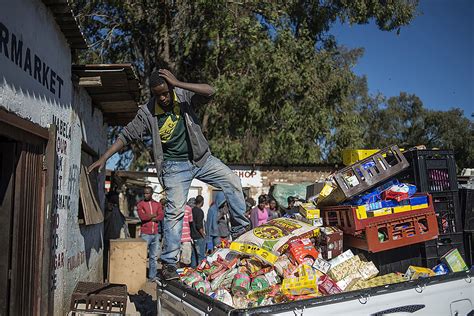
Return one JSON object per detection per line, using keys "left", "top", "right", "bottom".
{"left": 288, "top": 238, "right": 320, "bottom": 265}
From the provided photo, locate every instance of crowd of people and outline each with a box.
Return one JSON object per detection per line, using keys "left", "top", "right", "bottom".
{"left": 133, "top": 187, "right": 302, "bottom": 280}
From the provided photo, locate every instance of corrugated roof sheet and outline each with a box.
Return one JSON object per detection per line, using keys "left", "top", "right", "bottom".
{"left": 41, "top": 0, "right": 88, "bottom": 49}
{"left": 72, "top": 64, "right": 141, "bottom": 125}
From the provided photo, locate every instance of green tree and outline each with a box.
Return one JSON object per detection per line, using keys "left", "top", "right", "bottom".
{"left": 72, "top": 0, "right": 419, "bottom": 169}
{"left": 358, "top": 92, "right": 473, "bottom": 169}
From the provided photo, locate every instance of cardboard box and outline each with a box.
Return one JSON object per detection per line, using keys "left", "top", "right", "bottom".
{"left": 301, "top": 217, "right": 324, "bottom": 227}
{"left": 306, "top": 182, "right": 325, "bottom": 200}
{"left": 108, "top": 238, "right": 147, "bottom": 294}
{"left": 318, "top": 275, "right": 342, "bottom": 295}
{"left": 411, "top": 204, "right": 429, "bottom": 211}
{"left": 367, "top": 207, "right": 393, "bottom": 217}
{"left": 281, "top": 264, "right": 319, "bottom": 296}
{"left": 405, "top": 266, "right": 435, "bottom": 280}
{"left": 357, "top": 261, "right": 379, "bottom": 280}
{"left": 353, "top": 273, "right": 406, "bottom": 290}
{"left": 312, "top": 257, "right": 331, "bottom": 274}
{"left": 328, "top": 255, "right": 361, "bottom": 281}
{"left": 336, "top": 272, "right": 361, "bottom": 291}
{"left": 356, "top": 205, "right": 368, "bottom": 219}
{"left": 299, "top": 203, "right": 321, "bottom": 219}
{"left": 318, "top": 226, "right": 343, "bottom": 260}
{"left": 392, "top": 205, "right": 411, "bottom": 213}
{"left": 329, "top": 249, "right": 354, "bottom": 268}
{"left": 441, "top": 248, "right": 468, "bottom": 272}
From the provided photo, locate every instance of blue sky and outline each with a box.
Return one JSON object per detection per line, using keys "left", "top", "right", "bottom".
{"left": 330, "top": 0, "right": 473, "bottom": 116}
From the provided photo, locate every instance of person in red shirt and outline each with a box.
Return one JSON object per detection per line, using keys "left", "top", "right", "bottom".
{"left": 179, "top": 198, "right": 194, "bottom": 267}
{"left": 137, "top": 186, "right": 164, "bottom": 280}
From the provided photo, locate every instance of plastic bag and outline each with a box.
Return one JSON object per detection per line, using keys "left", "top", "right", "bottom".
{"left": 232, "top": 218, "right": 319, "bottom": 264}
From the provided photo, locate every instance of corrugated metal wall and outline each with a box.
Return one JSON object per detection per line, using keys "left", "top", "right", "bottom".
{"left": 9, "top": 142, "right": 44, "bottom": 315}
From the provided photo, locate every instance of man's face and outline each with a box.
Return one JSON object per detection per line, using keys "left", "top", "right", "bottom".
{"left": 144, "top": 189, "right": 153, "bottom": 201}
{"left": 151, "top": 83, "right": 172, "bottom": 108}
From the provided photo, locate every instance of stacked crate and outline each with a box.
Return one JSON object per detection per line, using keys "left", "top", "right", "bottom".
{"left": 460, "top": 188, "right": 474, "bottom": 266}
{"left": 321, "top": 194, "right": 439, "bottom": 253}
{"left": 400, "top": 149, "right": 466, "bottom": 267}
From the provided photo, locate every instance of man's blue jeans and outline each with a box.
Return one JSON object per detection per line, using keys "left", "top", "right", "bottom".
{"left": 191, "top": 238, "right": 206, "bottom": 268}
{"left": 160, "top": 155, "right": 250, "bottom": 266}
{"left": 141, "top": 233, "right": 161, "bottom": 279}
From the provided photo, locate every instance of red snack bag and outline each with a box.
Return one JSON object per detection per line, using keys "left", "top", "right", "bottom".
{"left": 288, "top": 238, "right": 319, "bottom": 266}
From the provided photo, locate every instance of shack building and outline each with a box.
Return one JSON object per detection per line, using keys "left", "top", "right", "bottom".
{"left": 0, "top": 0, "right": 139, "bottom": 314}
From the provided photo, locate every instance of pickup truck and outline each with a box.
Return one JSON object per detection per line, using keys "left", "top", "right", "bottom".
{"left": 157, "top": 269, "right": 473, "bottom": 316}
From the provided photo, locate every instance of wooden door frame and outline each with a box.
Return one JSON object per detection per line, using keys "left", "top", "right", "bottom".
{"left": 0, "top": 108, "right": 56, "bottom": 315}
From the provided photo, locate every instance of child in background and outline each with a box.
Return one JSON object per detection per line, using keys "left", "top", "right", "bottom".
{"left": 267, "top": 197, "right": 280, "bottom": 220}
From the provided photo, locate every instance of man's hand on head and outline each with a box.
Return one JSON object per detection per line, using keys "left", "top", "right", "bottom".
{"left": 158, "top": 69, "right": 180, "bottom": 87}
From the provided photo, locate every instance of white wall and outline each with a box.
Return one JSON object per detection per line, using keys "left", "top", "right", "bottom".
{"left": 0, "top": 0, "right": 105, "bottom": 314}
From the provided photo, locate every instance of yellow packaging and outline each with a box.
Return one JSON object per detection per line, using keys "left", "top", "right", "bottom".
{"left": 405, "top": 266, "right": 435, "bottom": 280}
{"left": 411, "top": 203, "right": 429, "bottom": 211}
{"left": 281, "top": 264, "right": 319, "bottom": 296}
{"left": 367, "top": 207, "right": 393, "bottom": 217}
{"left": 353, "top": 273, "right": 406, "bottom": 289}
{"left": 298, "top": 203, "right": 321, "bottom": 219}
{"left": 342, "top": 148, "right": 405, "bottom": 166}
{"left": 319, "top": 183, "right": 335, "bottom": 199}
{"left": 230, "top": 242, "right": 279, "bottom": 265}
{"left": 356, "top": 205, "right": 368, "bottom": 219}
{"left": 392, "top": 205, "right": 411, "bottom": 213}
{"left": 336, "top": 272, "right": 361, "bottom": 291}
{"left": 357, "top": 261, "right": 379, "bottom": 280}
{"left": 328, "top": 255, "right": 361, "bottom": 281}
{"left": 342, "top": 149, "right": 381, "bottom": 166}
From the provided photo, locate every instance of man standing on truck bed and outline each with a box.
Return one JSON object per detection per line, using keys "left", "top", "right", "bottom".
{"left": 87, "top": 69, "right": 250, "bottom": 280}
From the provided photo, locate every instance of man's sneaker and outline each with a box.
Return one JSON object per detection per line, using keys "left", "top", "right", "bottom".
{"left": 160, "top": 264, "right": 179, "bottom": 281}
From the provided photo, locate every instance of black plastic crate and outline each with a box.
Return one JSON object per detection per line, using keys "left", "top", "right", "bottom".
{"left": 420, "top": 232, "right": 465, "bottom": 268}
{"left": 432, "top": 191, "right": 463, "bottom": 234}
{"left": 351, "top": 245, "right": 422, "bottom": 275}
{"left": 402, "top": 149, "right": 458, "bottom": 193}
{"left": 464, "top": 232, "right": 474, "bottom": 267}
{"left": 459, "top": 188, "right": 474, "bottom": 231}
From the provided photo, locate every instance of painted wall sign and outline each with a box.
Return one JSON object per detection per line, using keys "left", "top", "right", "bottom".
{"left": 0, "top": 21, "right": 65, "bottom": 99}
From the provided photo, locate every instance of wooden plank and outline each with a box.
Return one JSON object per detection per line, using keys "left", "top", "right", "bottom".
{"left": 41, "top": 125, "right": 56, "bottom": 316}
{"left": 100, "top": 101, "right": 138, "bottom": 112}
{"left": 89, "top": 93, "right": 134, "bottom": 102}
{"left": 79, "top": 76, "right": 102, "bottom": 87}
{"left": 108, "top": 239, "right": 147, "bottom": 294}
{"left": 0, "top": 108, "right": 48, "bottom": 140}
{"left": 79, "top": 156, "right": 104, "bottom": 225}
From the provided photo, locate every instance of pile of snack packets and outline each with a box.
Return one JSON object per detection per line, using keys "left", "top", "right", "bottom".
{"left": 178, "top": 204, "right": 467, "bottom": 308}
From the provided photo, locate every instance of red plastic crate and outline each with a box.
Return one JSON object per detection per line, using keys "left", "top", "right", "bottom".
{"left": 344, "top": 207, "right": 439, "bottom": 253}
{"left": 320, "top": 194, "right": 433, "bottom": 235}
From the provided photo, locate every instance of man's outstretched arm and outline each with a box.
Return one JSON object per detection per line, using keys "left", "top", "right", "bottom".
{"left": 87, "top": 138, "right": 125, "bottom": 173}
{"left": 159, "top": 69, "right": 215, "bottom": 97}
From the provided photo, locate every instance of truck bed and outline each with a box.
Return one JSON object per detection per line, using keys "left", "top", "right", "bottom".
{"left": 157, "top": 269, "right": 474, "bottom": 316}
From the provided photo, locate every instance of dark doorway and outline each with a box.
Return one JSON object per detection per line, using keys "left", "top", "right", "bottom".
{"left": 0, "top": 110, "right": 54, "bottom": 316}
